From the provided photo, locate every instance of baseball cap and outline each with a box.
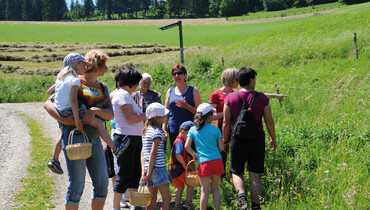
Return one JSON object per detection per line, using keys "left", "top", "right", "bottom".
{"left": 196, "top": 103, "right": 216, "bottom": 115}
{"left": 63, "top": 53, "right": 93, "bottom": 67}
{"left": 146, "top": 102, "right": 169, "bottom": 119}
{"left": 179, "top": 121, "right": 194, "bottom": 130}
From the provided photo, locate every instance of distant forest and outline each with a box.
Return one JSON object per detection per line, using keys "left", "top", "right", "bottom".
{"left": 0, "top": 0, "right": 367, "bottom": 21}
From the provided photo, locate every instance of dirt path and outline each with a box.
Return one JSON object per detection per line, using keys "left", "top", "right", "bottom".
{"left": 0, "top": 103, "right": 115, "bottom": 209}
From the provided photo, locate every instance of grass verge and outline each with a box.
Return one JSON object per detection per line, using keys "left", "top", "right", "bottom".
{"left": 15, "top": 113, "right": 55, "bottom": 209}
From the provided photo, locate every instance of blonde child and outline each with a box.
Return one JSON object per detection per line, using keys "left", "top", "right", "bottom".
{"left": 47, "top": 53, "right": 115, "bottom": 174}
{"left": 185, "top": 103, "right": 225, "bottom": 210}
{"left": 141, "top": 102, "right": 171, "bottom": 210}
{"left": 169, "top": 121, "right": 195, "bottom": 210}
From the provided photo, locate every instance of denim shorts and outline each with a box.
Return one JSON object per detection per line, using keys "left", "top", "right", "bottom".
{"left": 146, "top": 167, "right": 170, "bottom": 188}
{"left": 57, "top": 104, "right": 86, "bottom": 128}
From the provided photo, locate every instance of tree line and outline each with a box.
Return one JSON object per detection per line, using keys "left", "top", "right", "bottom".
{"left": 0, "top": 0, "right": 367, "bottom": 21}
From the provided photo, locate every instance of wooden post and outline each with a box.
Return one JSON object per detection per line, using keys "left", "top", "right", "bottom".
{"left": 354, "top": 33, "right": 358, "bottom": 59}
{"left": 179, "top": 21, "right": 184, "bottom": 64}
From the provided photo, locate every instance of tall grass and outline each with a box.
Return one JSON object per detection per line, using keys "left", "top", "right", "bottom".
{"left": 0, "top": 2, "right": 369, "bottom": 208}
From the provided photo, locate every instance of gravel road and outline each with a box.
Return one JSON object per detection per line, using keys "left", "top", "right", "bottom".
{"left": 0, "top": 102, "right": 115, "bottom": 209}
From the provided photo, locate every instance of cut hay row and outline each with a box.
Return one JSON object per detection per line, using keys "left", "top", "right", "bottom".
{"left": 0, "top": 42, "right": 166, "bottom": 50}
{"left": 0, "top": 47, "right": 179, "bottom": 62}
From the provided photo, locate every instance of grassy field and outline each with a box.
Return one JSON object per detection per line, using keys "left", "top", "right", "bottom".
{"left": 0, "top": 2, "right": 369, "bottom": 209}
{"left": 0, "top": 18, "right": 303, "bottom": 47}
{"left": 229, "top": 2, "right": 342, "bottom": 20}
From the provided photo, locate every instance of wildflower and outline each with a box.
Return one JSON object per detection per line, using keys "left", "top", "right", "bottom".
{"left": 290, "top": 187, "right": 292, "bottom": 190}
{"left": 281, "top": 187, "right": 284, "bottom": 190}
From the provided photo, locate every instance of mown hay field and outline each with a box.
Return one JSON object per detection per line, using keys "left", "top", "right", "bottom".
{"left": 0, "top": 2, "right": 369, "bottom": 209}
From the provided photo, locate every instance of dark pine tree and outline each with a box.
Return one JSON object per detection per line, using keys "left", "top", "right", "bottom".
{"left": 22, "top": 0, "right": 33, "bottom": 20}
{"left": 0, "top": 0, "right": 6, "bottom": 20}
{"left": 31, "top": 0, "right": 43, "bottom": 20}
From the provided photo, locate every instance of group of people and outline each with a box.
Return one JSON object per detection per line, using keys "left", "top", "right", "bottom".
{"left": 43, "top": 50, "right": 287, "bottom": 210}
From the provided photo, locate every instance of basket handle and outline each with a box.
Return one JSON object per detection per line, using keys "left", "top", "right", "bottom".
{"left": 68, "top": 129, "right": 89, "bottom": 146}
{"left": 138, "top": 181, "right": 146, "bottom": 193}
{"left": 186, "top": 160, "right": 197, "bottom": 173}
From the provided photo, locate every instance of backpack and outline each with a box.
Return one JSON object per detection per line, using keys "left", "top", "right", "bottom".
{"left": 231, "top": 91, "right": 262, "bottom": 141}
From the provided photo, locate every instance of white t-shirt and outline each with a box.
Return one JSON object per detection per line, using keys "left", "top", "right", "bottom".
{"left": 112, "top": 88, "right": 143, "bottom": 136}
{"left": 54, "top": 73, "right": 80, "bottom": 111}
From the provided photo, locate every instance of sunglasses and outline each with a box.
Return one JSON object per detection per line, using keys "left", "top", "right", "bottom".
{"left": 172, "top": 71, "right": 184, "bottom": 76}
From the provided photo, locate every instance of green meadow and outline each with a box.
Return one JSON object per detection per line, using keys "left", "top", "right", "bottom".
{"left": 1, "top": 2, "right": 369, "bottom": 209}
{"left": 0, "top": 18, "right": 302, "bottom": 47}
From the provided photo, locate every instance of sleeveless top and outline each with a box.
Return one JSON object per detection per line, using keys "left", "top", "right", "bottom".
{"left": 168, "top": 86, "right": 195, "bottom": 134}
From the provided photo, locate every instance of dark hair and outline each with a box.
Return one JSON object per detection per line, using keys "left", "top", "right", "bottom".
{"left": 238, "top": 67, "right": 257, "bottom": 86}
{"left": 116, "top": 68, "right": 142, "bottom": 88}
{"left": 171, "top": 64, "right": 187, "bottom": 75}
{"left": 114, "top": 69, "right": 121, "bottom": 88}
{"left": 193, "top": 110, "right": 213, "bottom": 130}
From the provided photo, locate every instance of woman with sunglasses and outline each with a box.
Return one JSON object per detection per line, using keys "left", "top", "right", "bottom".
{"left": 163, "top": 64, "right": 201, "bottom": 150}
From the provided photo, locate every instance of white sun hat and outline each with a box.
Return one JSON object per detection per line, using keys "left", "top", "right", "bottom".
{"left": 146, "top": 102, "right": 169, "bottom": 119}
{"left": 196, "top": 103, "right": 216, "bottom": 115}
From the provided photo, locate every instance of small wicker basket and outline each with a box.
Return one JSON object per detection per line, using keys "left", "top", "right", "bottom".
{"left": 66, "top": 129, "right": 92, "bottom": 160}
{"left": 185, "top": 160, "right": 200, "bottom": 187}
{"left": 129, "top": 182, "right": 152, "bottom": 207}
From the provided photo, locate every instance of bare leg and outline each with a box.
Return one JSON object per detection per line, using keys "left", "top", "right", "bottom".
{"left": 175, "top": 186, "right": 184, "bottom": 206}
{"left": 199, "top": 176, "right": 211, "bottom": 210}
{"left": 113, "top": 191, "right": 123, "bottom": 209}
{"left": 249, "top": 172, "right": 262, "bottom": 204}
{"left": 89, "top": 117, "right": 115, "bottom": 149}
{"left": 210, "top": 175, "right": 221, "bottom": 210}
{"left": 52, "top": 128, "right": 63, "bottom": 161}
{"left": 232, "top": 173, "right": 246, "bottom": 195}
{"left": 147, "top": 187, "right": 158, "bottom": 210}
{"left": 65, "top": 204, "right": 78, "bottom": 210}
{"left": 186, "top": 185, "right": 194, "bottom": 202}
{"left": 158, "top": 183, "right": 171, "bottom": 210}
{"left": 91, "top": 199, "right": 105, "bottom": 210}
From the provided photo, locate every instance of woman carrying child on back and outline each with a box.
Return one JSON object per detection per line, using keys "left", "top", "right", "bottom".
{"left": 185, "top": 103, "right": 225, "bottom": 210}
{"left": 141, "top": 102, "right": 171, "bottom": 210}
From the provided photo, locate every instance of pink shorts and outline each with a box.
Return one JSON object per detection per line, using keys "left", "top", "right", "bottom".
{"left": 198, "top": 159, "right": 225, "bottom": 177}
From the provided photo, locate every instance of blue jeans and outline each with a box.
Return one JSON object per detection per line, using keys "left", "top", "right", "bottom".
{"left": 62, "top": 126, "right": 108, "bottom": 206}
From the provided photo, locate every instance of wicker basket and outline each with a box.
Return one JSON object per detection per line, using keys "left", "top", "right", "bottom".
{"left": 129, "top": 182, "right": 152, "bottom": 207}
{"left": 66, "top": 129, "right": 92, "bottom": 160}
{"left": 185, "top": 160, "right": 200, "bottom": 187}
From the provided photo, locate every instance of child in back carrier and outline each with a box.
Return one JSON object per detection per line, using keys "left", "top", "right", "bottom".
{"left": 185, "top": 103, "right": 225, "bottom": 210}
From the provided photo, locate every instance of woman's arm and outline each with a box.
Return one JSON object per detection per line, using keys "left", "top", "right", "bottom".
{"left": 143, "top": 138, "right": 160, "bottom": 183}
{"left": 211, "top": 103, "right": 223, "bottom": 121}
{"left": 43, "top": 100, "right": 75, "bottom": 126}
{"left": 222, "top": 104, "right": 232, "bottom": 144}
{"left": 71, "top": 85, "right": 83, "bottom": 131}
{"left": 265, "top": 93, "right": 288, "bottom": 101}
{"left": 185, "top": 137, "right": 197, "bottom": 161}
{"left": 162, "top": 89, "right": 170, "bottom": 140}
{"left": 120, "top": 104, "right": 146, "bottom": 124}
{"left": 263, "top": 104, "right": 277, "bottom": 151}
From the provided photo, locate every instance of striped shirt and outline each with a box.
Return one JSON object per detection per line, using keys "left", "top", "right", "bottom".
{"left": 142, "top": 126, "right": 166, "bottom": 169}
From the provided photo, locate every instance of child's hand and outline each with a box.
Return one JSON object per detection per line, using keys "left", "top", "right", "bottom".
{"left": 193, "top": 154, "right": 198, "bottom": 162}
{"left": 224, "top": 142, "right": 230, "bottom": 153}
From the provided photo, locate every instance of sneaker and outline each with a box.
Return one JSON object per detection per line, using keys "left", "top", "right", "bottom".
{"left": 237, "top": 196, "right": 250, "bottom": 210}
{"left": 175, "top": 204, "right": 184, "bottom": 210}
{"left": 184, "top": 200, "right": 195, "bottom": 210}
{"left": 47, "top": 158, "right": 63, "bottom": 174}
{"left": 114, "top": 136, "right": 130, "bottom": 159}
{"left": 120, "top": 199, "right": 129, "bottom": 208}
